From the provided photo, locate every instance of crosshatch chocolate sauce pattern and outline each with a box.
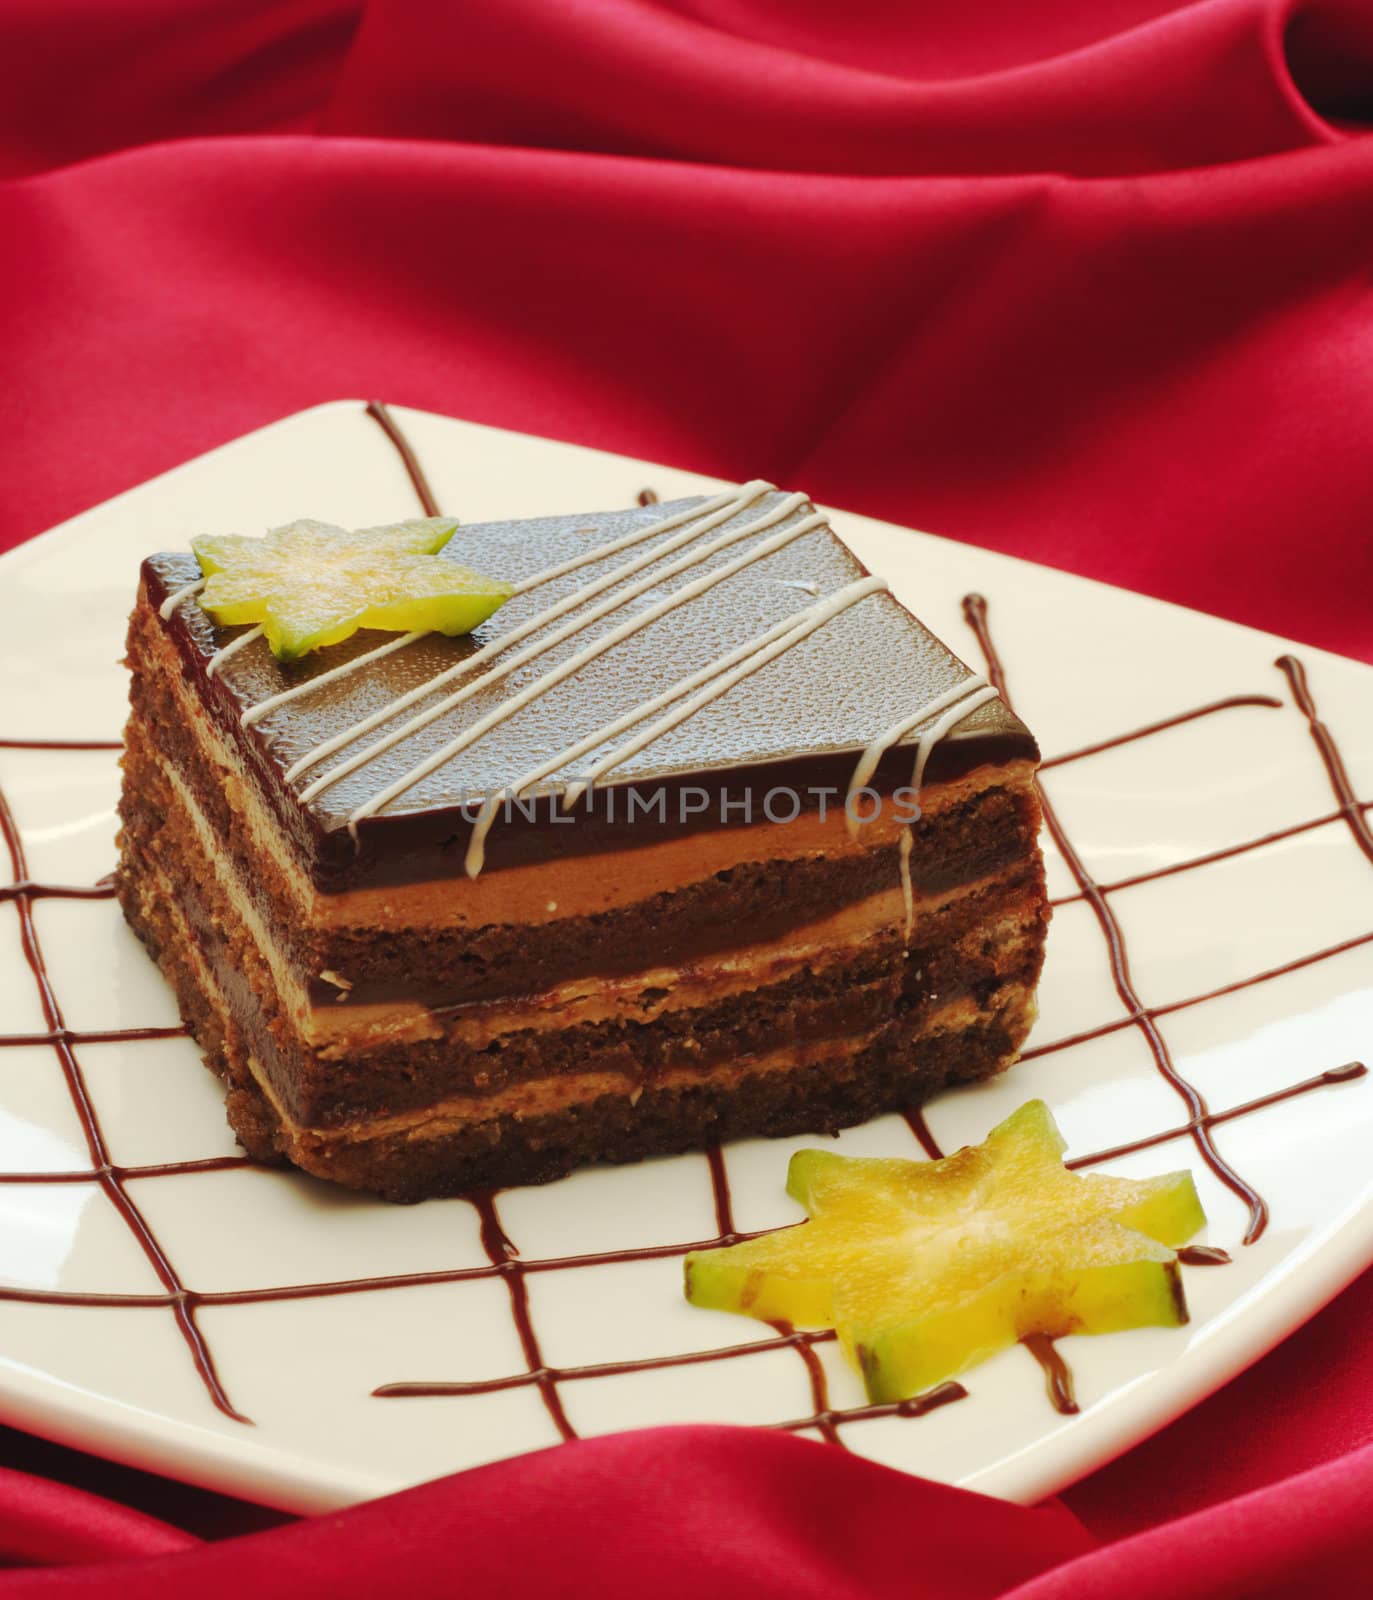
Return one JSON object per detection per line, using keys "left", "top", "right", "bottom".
{"left": 0, "top": 402, "right": 1368, "bottom": 1439}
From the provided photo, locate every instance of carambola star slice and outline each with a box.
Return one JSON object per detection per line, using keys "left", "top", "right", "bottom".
{"left": 684, "top": 1100, "right": 1205, "bottom": 1400}
{"left": 193, "top": 517, "right": 513, "bottom": 661}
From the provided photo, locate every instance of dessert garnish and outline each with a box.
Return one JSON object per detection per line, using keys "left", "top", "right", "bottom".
{"left": 192, "top": 517, "right": 512, "bottom": 661}
{"left": 684, "top": 1100, "right": 1204, "bottom": 1401}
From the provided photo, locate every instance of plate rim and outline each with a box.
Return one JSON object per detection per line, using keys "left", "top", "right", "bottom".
{"left": 1, "top": 397, "right": 1371, "bottom": 1514}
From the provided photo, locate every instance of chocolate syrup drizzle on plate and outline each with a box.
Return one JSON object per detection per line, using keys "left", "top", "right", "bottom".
{"left": 970, "top": 595, "right": 1271, "bottom": 1246}
{"left": 0, "top": 787, "right": 247, "bottom": 1419}
{"left": 1276, "top": 654, "right": 1373, "bottom": 867}
{"left": 1176, "top": 1246, "right": 1232, "bottom": 1267}
{"left": 0, "top": 738, "right": 123, "bottom": 751}
{"left": 1022, "top": 1334, "right": 1079, "bottom": 1415}
{"left": 0, "top": 880, "right": 117, "bottom": 905}
{"left": 370, "top": 1138, "right": 970, "bottom": 1441}
{"left": 365, "top": 400, "right": 442, "bottom": 518}
{"left": 0, "top": 406, "right": 1370, "bottom": 1442}
{"left": 1038, "top": 696, "right": 1283, "bottom": 773}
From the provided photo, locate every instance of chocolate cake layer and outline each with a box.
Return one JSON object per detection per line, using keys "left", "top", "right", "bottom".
{"left": 122, "top": 844, "right": 1038, "bottom": 1201}
{"left": 119, "top": 473, "right": 1050, "bottom": 1200}
{"left": 120, "top": 774, "right": 1046, "bottom": 1126}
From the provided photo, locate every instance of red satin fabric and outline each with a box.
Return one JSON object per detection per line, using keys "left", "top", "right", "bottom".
{"left": 2, "top": 0, "right": 1372, "bottom": 1592}
{"left": 3, "top": 0, "right": 1373, "bottom": 656}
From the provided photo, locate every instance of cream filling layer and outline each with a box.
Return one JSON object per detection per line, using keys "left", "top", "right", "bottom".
{"left": 245, "top": 985, "right": 1035, "bottom": 1151}
{"left": 137, "top": 849, "right": 1033, "bottom": 1158}
{"left": 153, "top": 755, "right": 321, "bottom": 1039}
{"left": 318, "top": 896, "right": 1045, "bottom": 1056}
{"left": 144, "top": 602, "right": 1035, "bottom": 932}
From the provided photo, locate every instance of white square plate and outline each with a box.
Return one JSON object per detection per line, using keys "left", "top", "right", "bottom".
{"left": 1, "top": 401, "right": 1370, "bottom": 1512}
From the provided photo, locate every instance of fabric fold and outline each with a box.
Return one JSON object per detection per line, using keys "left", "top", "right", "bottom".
{"left": 1, "top": 0, "right": 1372, "bottom": 1593}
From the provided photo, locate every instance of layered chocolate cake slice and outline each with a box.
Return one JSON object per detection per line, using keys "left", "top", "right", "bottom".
{"left": 117, "top": 482, "right": 1049, "bottom": 1201}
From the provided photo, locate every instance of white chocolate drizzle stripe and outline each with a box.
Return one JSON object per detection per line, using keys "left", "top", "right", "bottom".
{"left": 295, "top": 493, "right": 811, "bottom": 803}
{"left": 850, "top": 680, "right": 1003, "bottom": 942}
{"left": 910, "top": 686, "right": 1002, "bottom": 793}
{"left": 341, "top": 510, "right": 832, "bottom": 829}
{"left": 506, "top": 486, "right": 755, "bottom": 595}
{"left": 284, "top": 483, "right": 779, "bottom": 785}
{"left": 463, "top": 575, "right": 889, "bottom": 876}
{"left": 466, "top": 624, "right": 809, "bottom": 873}
{"left": 563, "top": 577, "right": 892, "bottom": 811}
{"left": 898, "top": 827, "right": 915, "bottom": 944}
{"left": 241, "top": 631, "right": 425, "bottom": 728}
{"left": 158, "top": 578, "right": 207, "bottom": 620}
{"left": 844, "top": 680, "right": 995, "bottom": 841}
{"left": 237, "top": 487, "right": 763, "bottom": 729}
{"left": 205, "top": 624, "right": 264, "bottom": 679}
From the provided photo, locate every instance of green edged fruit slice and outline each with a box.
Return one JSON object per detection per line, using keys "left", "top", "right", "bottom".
{"left": 685, "top": 1100, "right": 1204, "bottom": 1401}
{"left": 192, "top": 517, "right": 512, "bottom": 661}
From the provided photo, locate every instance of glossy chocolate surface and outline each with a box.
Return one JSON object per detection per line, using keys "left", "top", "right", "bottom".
{"left": 142, "top": 491, "right": 1038, "bottom": 887}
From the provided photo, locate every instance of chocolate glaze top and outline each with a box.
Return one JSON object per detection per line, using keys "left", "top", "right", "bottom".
{"left": 141, "top": 491, "right": 1037, "bottom": 889}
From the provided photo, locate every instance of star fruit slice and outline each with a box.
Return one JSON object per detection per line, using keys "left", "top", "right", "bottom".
{"left": 193, "top": 517, "right": 513, "bottom": 661}
{"left": 685, "top": 1100, "right": 1204, "bottom": 1401}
